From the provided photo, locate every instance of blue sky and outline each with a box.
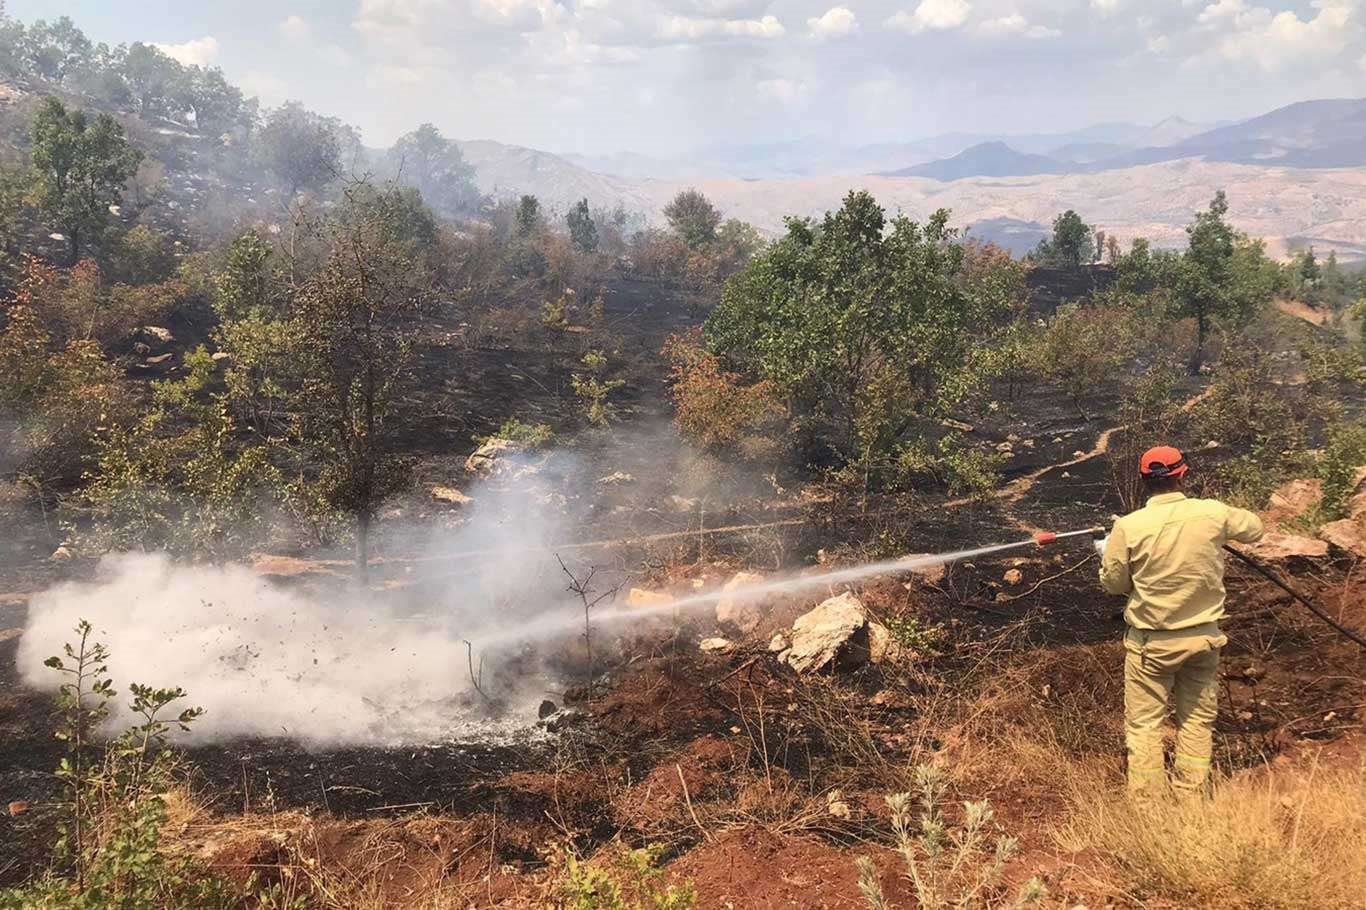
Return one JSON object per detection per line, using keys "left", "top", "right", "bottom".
{"left": 11, "top": 1, "right": 1366, "bottom": 155}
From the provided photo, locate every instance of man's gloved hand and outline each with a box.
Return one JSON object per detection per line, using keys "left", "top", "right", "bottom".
{"left": 1093, "top": 536, "right": 1109, "bottom": 557}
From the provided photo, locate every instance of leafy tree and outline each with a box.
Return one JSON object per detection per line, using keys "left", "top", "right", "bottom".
{"left": 566, "top": 198, "right": 598, "bottom": 252}
{"left": 255, "top": 101, "right": 343, "bottom": 196}
{"left": 104, "top": 224, "right": 177, "bottom": 284}
{"left": 387, "top": 123, "right": 479, "bottom": 217}
{"left": 122, "top": 42, "right": 180, "bottom": 117}
{"left": 17, "top": 16, "right": 92, "bottom": 83}
{"left": 571, "top": 349, "right": 624, "bottom": 427}
{"left": 706, "top": 191, "right": 1013, "bottom": 487}
{"left": 1176, "top": 191, "right": 1275, "bottom": 373}
{"left": 516, "top": 194, "right": 541, "bottom": 237}
{"left": 1033, "top": 210, "right": 1094, "bottom": 268}
{"left": 716, "top": 218, "right": 764, "bottom": 260}
{"left": 211, "top": 231, "right": 292, "bottom": 437}
{"left": 31, "top": 98, "right": 143, "bottom": 264}
{"left": 290, "top": 181, "right": 435, "bottom": 579}
{"left": 664, "top": 188, "right": 721, "bottom": 248}
{"left": 179, "top": 66, "right": 247, "bottom": 133}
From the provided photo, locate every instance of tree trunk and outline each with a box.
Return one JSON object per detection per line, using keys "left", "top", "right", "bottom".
{"left": 68, "top": 228, "right": 80, "bottom": 267}
{"left": 355, "top": 511, "right": 370, "bottom": 586}
{"left": 1189, "top": 311, "right": 1208, "bottom": 376}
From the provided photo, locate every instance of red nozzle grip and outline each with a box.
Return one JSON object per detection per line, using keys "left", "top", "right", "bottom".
{"left": 1034, "top": 531, "right": 1057, "bottom": 546}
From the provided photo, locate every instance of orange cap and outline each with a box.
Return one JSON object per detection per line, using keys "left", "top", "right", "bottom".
{"left": 1139, "top": 445, "right": 1188, "bottom": 478}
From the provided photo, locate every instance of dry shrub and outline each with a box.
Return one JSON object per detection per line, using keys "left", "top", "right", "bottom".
{"left": 1056, "top": 759, "right": 1366, "bottom": 910}
{"left": 661, "top": 329, "right": 784, "bottom": 456}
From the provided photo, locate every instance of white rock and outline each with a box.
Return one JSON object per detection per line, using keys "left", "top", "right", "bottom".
{"left": 430, "top": 486, "right": 472, "bottom": 506}
{"left": 783, "top": 592, "right": 869, "bottom": 674}
{"left": 768, "top": 633, "right": 789, "bottom": 653}
{"left": 699, "top": 637, "right": 732, "bottom": 653}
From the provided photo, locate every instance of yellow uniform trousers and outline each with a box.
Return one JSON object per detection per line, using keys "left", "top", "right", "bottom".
{"left": 1123, "top": 623, "right": 1224, "bottom": 794}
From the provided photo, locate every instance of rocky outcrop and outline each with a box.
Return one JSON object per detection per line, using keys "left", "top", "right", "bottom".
{"left": 1264, "top": 478, "right": 1323, "bottom": 526}
{"left": 1242, "top": 531, "right": 1329, "bottom": 561}
{"left": 465, "top": 438, "right": 516, "bottom": 475}
{"left": 1319, "top": 518, "right": 1366, "bottom": 559}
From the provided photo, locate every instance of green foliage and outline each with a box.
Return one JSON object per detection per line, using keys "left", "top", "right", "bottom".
{"left": 856, "top": 764, "right": 1045, "bottom": 910}
{"left": 387, "top": 122, "right": 479, "bottom": 218}
{"left": 1032, "top": 210, "right": 1094, "bottom": 268}
{"left": 567, "top": 198, "right": 600, "bottom": 253}
{"left": 31, "top": 97, "right": 143, "bottom": 263}
{"left": 707, "top": 191, "right": 1012, "bottom": 490}
{"left": 77, "top": 348, "right": 283, "bottom": 558}
{"left": 488, "top": 417, "right": 553, "bottom": 449}
{"left": 554, "top": 843, "right": 695, "bottom": 910}
{"left": 1318, "top": 419, "right": 1366, "bottom": 520}
{"left": 973, "top": 318, "right": 1037, "bottom": 403}
{"left": 541, "top": 288, "right": 573, "bottom": 331}
{"left": 572, "top": 350, "right": 625, "bottom": 427}
{"left": 517, "top": 194, "right": 542, "bottom": 237}
{"left": 663, "top": 189, "right": 721, "bottom": 249}
{"left": 0, "top": 624, "right": 235, "bottom": 910}
{"left": 1034, "top": 302, "right": 1135, "bottom": 419}
{"left": 887, "top": 615, "right": 946, "bottom": 654}
{"left": 255, "top": 101, "right": 343, "bottom": 196}
{"left": 104, "top": 224, "right": 177, "bottom": 285}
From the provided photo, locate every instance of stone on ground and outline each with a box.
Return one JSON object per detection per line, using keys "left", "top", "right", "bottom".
{"left": 1319, "top": 518, "right": 1366, "bottom": 559}
{"left": 768, "top": 632, "right": 789, "bottom": 653}
{"left": 465, "top": 437, "right": 515, "bottom": 475}
{"left": 867, "top": 621, "right": 903, "bottom": 665}
{"left": 627, "top": 588, "right": 675, "bottom": 608}
{"left": 1242, "top": 532, "right": 1329, "bottom": 561}
{"left": 783, "top": 592, "right": 870, "bottom": 674}
{"left": 1002, "top": 568, "right": 1024, "bottom": 586}
{"left": 430, "top": 486, "right": 472, "bottom": 505}
{"left": 699, "top": 637, "right": 731, "bottom": 653}
{"left": 715, "top": 571, "right": 765, "bottom": 633}
{"left": 1264, "top": 478, "right": 1323, "bottom": 526}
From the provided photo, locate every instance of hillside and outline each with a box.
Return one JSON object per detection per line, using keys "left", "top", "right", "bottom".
{"left": 883, "top": 141, "right": 1065, "bottom": 180}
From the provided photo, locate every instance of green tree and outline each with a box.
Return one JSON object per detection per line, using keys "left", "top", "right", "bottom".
{"left": 1033, "top": 210, "right": 1094, "bottom": 268}
{"left": 255, "top": 101, "right": 343, "bottom": 196}
{"left": 388, "top": 123, "right": 479, "bottom": 217}
{"left": 180, "top": 66, "right": 247, "bottom": 133}
{"left": 290, "top": 181, "right": 435, "bottom": 579}
{"left": 516, "top": 194, "right": 541, "bottom": 237}
{"left": 122, "top": 42, "right": 180, "bottom": 117}
{"left": 31, "top": 98, "right": 143, "bottom": 264}
{"left": 566, "top": 198, "right": 599, "bottom": 252}
{"left": 664, "top": 188, "right": 721, "bottom": 248}
{"left": 17, "top": 16, "right": 92, "bottom": 82}
{"left": 1177, "top": 191, "right": 1275, "bottom": 373}
{"left": 707, "top": 191, "right": 1013, "bottom": 487}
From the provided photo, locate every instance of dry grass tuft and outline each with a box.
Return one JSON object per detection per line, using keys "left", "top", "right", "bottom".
{"left": 1056, "top": 758, "right": 1366, "bottom": 910}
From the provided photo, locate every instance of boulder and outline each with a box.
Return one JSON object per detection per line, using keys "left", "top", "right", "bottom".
{"left": 783, "top": 592, "right": 870, "bottom": 674}
{"left": 465, "top": 437, "right": 516, "bottom": 475}
{"left": 139, "top": 325, "right": 174, "bottom": 345}
{"left": 49, "top": 545, "right": 72, "bottom": 562}
{"left": 1319, "top": 518, "right": 1366, "bottom": 559}
{"left": 1241, "top": 532, "right": 1328, "bottom": 561}
{"left": 1264, "top": 479, "right": 1323, "bottom": 526}
{"left": 430, "top": 486, "right": 472, "bottom": 506}
{"left": 1346, "top": 466, "right": 1366, "bottom": 519}
{"left": 627, "top": 588, "right": 676, "bottom": 609}
{"left": 699, "top": 637, "right": 732, "bottom": 653}
{"left": 715, "top": 572, "right": 765, "bottom": 633}
{"left": 768, "top": 633, "right": 789, "bottom": 653}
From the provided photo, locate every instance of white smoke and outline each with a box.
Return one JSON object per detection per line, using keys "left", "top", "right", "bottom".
{"left": 16, "top": 455, "right": 598, "bottom": 747}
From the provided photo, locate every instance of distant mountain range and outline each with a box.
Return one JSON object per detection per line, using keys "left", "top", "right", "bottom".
{"left": 881, "top": 99, "right": 1366, "bottom": 182}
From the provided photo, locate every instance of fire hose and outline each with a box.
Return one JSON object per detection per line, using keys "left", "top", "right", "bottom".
{"left": 1223, "top": 544, "right": 1366, "bottom": 652}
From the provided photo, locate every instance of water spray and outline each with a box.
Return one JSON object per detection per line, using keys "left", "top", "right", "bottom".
{"left": 474, "top": 526, "right": 1107, "bottom": 650}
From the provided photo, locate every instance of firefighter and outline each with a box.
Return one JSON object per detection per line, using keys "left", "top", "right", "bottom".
{"left": 1097, "top": 445, "right": 1265, "bottom": 795}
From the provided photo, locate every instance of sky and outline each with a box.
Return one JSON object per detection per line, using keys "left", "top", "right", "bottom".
{"left": 10, "top": 0, "right": 1366, "bottom": 156}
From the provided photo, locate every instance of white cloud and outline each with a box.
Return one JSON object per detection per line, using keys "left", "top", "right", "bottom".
{"left": 1202, "top": 0, "right": 1358, "bottom": 71}
{"left": 279, "top": 15, "right": 311, "bottom": 40}
{"left": 887, "top": 0, "right": 972, "bottom": 34}
{"left": 153, "top": 36, "right": 219, "bottom": 67}
{"left": 808, "top": 7, "right": 858, "bottom": 39}
{"left": 978, "top": 13, "right": 1060, "bottom": 38}
{"left": 1091, "top": 0, "right": 1122, "bottom": 11}
{"left": 658, "top": 13, "right": 785, "bottom": 40}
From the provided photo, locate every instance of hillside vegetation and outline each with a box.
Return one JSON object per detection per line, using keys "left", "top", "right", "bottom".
{"left": 0, "top": 9, "right": 1365, "bottom": 910}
